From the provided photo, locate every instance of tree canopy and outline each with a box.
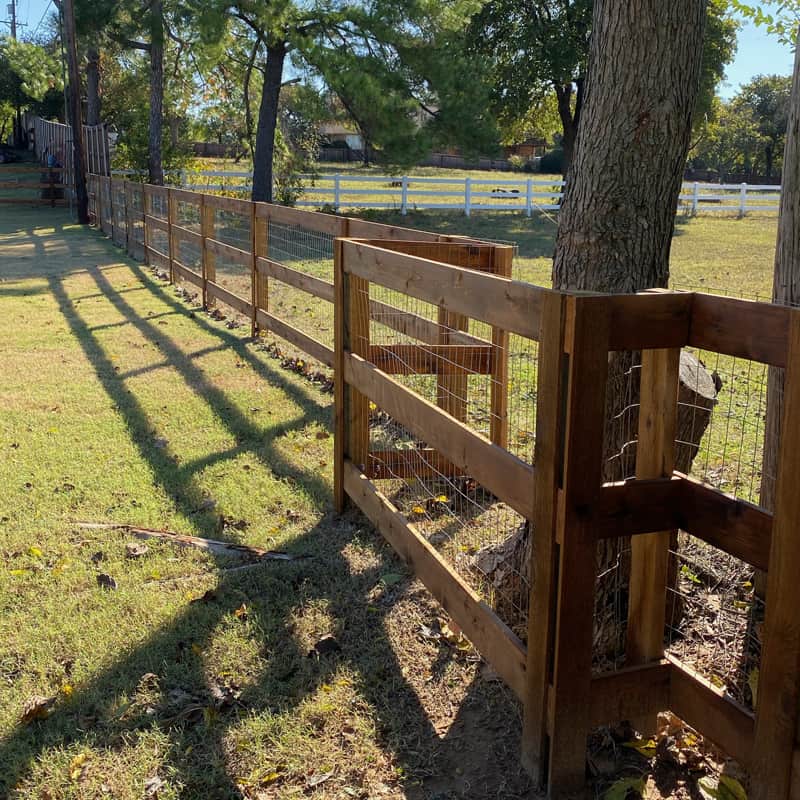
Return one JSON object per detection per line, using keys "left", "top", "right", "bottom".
{"left": 467, "top": 0, "right": 739, "bottom": 174}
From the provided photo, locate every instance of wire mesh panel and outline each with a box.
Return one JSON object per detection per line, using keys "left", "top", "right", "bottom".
{"left": 111, "top": 181, "right": 127, "bottom": 248}
{"left": 339, "top": 241, "right": 535, "bottom": 638}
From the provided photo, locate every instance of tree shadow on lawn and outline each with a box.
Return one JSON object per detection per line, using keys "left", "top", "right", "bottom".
{"left": 0, "top": 258, "right": 532, "bottom": 798}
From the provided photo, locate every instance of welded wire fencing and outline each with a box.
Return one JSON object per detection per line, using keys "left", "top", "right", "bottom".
{"left": 88, "top": 175, "right": 800, "bottom": 800}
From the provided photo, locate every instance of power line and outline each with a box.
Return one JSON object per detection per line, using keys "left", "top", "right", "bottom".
{"left": 31, "top": 0, "right": 53, "bottom": 36}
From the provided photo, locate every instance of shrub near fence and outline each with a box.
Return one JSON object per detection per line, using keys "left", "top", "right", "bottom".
{"left": 88, "top": 174, "right": 800, "bottom": 799}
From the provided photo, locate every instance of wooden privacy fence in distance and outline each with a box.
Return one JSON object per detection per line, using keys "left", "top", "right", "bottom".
{"left": 87, "top": 174, "right": 800, "bottom": 799}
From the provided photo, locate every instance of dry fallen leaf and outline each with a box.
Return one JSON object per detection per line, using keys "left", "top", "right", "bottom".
{"left": 21, "top": 694, "right": 57, "bottom": 723}
{"left": 125, "top": 542, "right": 149, "bottom": 558}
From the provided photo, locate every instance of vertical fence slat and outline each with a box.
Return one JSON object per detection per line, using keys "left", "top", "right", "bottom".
{"left": 751, "top": 310, "right": 800, "bottom": 800}
{"left": 546, "top": 296, "right": 610, "bottom": 794}
{"left": 489, "top": 246, "right": 514, "bottom": 449}
{"left": 254, "top": 205, "right": 269, "bottom": 328}
{"left": 201, "top": 194, "right": 215, "bottom": 308}
{"left": 522, "top": 290, "right": 567, "bottom": 785}
{"left": 167, "top": 189, "right": 176, "bottom": 283}
{"left": 334, "top": 237, "right": 370, "bottom": 510}
{"left": 626, "top": 348, "right": 680, "bottom": 668}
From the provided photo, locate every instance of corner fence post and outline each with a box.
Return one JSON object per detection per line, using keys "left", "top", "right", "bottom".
{"left": 542, "top": 295, "right": 610, "bottom": 796}
{"left": 692, "top": 181, "right": 699, "bottom": 215}
{"left": 334, "top": 237, "right": 370, "bottom": 513}
{"left": 751, "top": 309, "right": 800, "bottom": 800}
{"left": 740, "top": 182, "right": 748, "bottom": 218}
{"left": 522, "top": 291, "right": 567, "bottom": 785}
{"left": 626, "top": 347, "right": 680, "bottom": 667}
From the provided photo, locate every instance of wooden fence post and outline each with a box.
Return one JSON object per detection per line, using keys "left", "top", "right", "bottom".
{"left": 626, "top": 348, "right": 680, "bottom": 666}
{"left": 142, "top": 186, "right": 151, "bottom": 267}
{"left": 751, "top": 310, "right": 800, "bottom": 800}
{"left": 167, "top": 188, "right": 176, "bottom": 284}
{"left": 334, "top": 238, "right": 370, "bottom": 513}
{"left": 489, "top": 245, "right": 514, "bottom": 449}
{"left": 545, "top": 295, "right": 610, "bottom": 796}
{"left": 201, "top": 193, "right": 215, "bottom": 309}
{"left": 522, "top": 290, "right": 567, "bottom": 785}
{"left": 253, "top": 204, "right": 269, "bottom": 333}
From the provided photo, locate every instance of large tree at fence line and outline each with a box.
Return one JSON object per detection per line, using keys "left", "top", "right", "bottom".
{"left": 467, "top": 0, "right": 737, "bottom": 175}
{"left": 481, "top": 0, "right": 713, "bottom": 658}
{"left": 192, "top": 0, "right": 497, "bottom": 203}
{"left": 75, "top": 0, "right": 173, "bottom": 184}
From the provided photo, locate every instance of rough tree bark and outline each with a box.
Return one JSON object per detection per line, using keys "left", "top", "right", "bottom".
{"left": 479, "top": 0, "right": 712, "bottom": 645}
{"left": 758, "top": 38, "right": 800, "bottom": 595}
{"left": 252, "top": 42, "right": 287, "bottom": 204}
{"left": 148, "top": 0, "right": 165, "bottom": 186}
{"left": 86, "top": 47, "right": 102, "bottom": 127}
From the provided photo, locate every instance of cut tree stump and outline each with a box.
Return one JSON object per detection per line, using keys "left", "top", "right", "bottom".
{"left": 474, "top": 349, "right": 718, "bottom": 645}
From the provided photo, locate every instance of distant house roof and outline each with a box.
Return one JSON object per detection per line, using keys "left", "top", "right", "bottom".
{"left": 320, "top": 122, "right": 359, "bottom": 137}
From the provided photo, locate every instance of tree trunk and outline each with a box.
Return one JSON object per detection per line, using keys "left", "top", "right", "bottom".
{"left": 485, "top": 0, "right": 709, "bottom": 647}
{"left": 758, "top": 41, "right": 800, "bottom": 596}
{"left": 148, "top": 0, "right": 165, "bottom": 186}
{"left": 765, "top": 142, "right": 775, "bottom": 180}
{"left": 86, "top": 47, "right": 101, "bottom": 127}
{"left": 555, "top": 81, "right": 581, "bottom": 177}
{"left": 252, "top": 42, "right": 287, "bottom": 204}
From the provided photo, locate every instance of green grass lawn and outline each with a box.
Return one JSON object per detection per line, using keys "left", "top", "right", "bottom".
{"left": 0, "top": 207, "right": 528, "bottom": 799}
{"left": 0, "top": 203, "right": 779, "bottom": 799}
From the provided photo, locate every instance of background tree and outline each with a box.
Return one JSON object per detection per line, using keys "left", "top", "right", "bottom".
{"left": 468, "top": 0, "right": 738, "bottom": 175}
{"left": 692, "top": 97, "right": 767, "bottom": 178}
{"left": 0, "top": 36, "right": 63, "bottom": 141}
{"left": 736, "top": 73, "right": 792, "bottom": 177}
{"left": 193, "top": 0, "right": 497, "bottom": 202}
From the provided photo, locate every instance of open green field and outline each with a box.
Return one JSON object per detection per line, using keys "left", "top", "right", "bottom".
{"left": 0, "top": 205, "right": 778, "bottom": 798}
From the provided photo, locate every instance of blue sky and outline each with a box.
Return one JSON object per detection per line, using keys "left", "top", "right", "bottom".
{"left": 5, "top": 1, "right": 796, "bottom": 100}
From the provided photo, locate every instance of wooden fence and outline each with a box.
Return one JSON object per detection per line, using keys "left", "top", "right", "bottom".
{"left": 0, "top": 164, "right": 65, "bottom": 205}
{"left": 88, "top": 174, "right": 800, "bottom": 799}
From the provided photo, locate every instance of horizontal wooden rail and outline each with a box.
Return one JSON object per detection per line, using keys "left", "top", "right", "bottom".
{"left": 205, "top": 237, "right": 251, "bottom": 266}
{"left": 343, "top": 460, "right": 527, "bottom": 698}
{"left": 172, "top": 225, "right": 202, "bottom": 245}
{"left": 590, "top": 474, "right": 772, "bottom": 571}
{"left": 172, "top": 261, "right": 203, "bottom": 286}
{"left": 364, "top": 239, "right": 495, "bottom": 272}
{"left": 255, "top": 201, "right": 347, "bottom": 235}
{"left": 368, "top": 297, "right": 491, "bottom": 348}
{"left": 368, "top": 343, "right": 493, "bottom": 375}
{"left": 668, "top": 654, "right": 755, "bottom": 767}
{"left": 343, "top": 240, "right": 548, "bottom": 341}
{"left": 679, "top": 473, "right": 772, "bottom": 571}
{"left": 255, "top": 308, "right": 334, "bottom": 367}
{"left": 344, "top": 352, "right": 535, "bottom": 519}
{"left": 257, "top": 257, "right": 335, "bottom": 303}
{"left": 143, "top": 214, "right": 169, "bottom": 232}
{"left": 689, "top": 293, "right": 792, "bottom": 368}
{"left": 368, "top": 448, "right": 462, "bottom": 480}
{"left": 207, "top": 281, "right": 252, "bottom": 316}
{"left": 586, "top": 661, "right": 672, "bottom": 729}
{"left": 0, "top": 180, "right": 66, "bottom": 189}
{"left": 202, "top": 194, "right": 252, "bottom": 214}
{"left": 171, "top": 188, "right": 202, "bottom": 204}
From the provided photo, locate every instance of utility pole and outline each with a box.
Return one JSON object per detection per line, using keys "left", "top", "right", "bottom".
{"left": 8, "top": 0, "right": 23, "bottom": 147}
{"left": 62, "top": 0, "right": 89, "bottom": 223}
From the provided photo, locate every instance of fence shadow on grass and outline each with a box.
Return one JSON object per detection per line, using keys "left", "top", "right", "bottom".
{"left": 0, "top": 244, "right": 532, "bottom": 799}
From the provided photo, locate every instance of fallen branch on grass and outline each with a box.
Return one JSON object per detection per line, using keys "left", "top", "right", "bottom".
{"left": 73, "top": 522, "right": 308, "bottom": 561}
